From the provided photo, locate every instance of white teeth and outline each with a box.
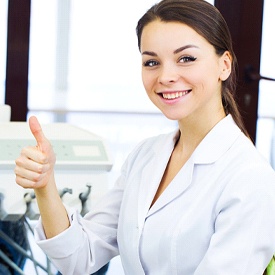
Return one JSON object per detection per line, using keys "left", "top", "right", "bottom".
{"left": 162, "top": 90, "right": 189, "bottom": 99}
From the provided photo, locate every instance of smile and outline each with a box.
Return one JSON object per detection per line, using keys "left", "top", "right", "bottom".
{"left": 162, "top": 90, "right": 191, "bottom": 99}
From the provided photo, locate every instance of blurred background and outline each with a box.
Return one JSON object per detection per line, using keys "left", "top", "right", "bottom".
{"left": 0, "top": 0, "right": 275, "bottom": 274}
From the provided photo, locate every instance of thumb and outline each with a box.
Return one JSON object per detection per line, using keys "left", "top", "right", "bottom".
{"left": 29, "top": 116, "right": 48, "bottom": 152}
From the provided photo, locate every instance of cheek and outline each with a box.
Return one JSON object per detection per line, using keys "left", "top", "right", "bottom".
{"left": 183, "top": 71, "right": 204, "bottom": 89}
{"left": 191, "top": 65, "right": 221, "bottom": 89}
{"left": 142, "top": 71, "right": 154, "bottom": 93}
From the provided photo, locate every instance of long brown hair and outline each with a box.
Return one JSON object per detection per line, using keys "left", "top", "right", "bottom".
{"left": 136, "top": 0, "right": 249, "bottom": 137}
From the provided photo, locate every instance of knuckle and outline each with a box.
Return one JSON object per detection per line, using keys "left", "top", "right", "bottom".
{"left": 36, "top": 164, "right": 44, "bottom": 173}
{"left": 33, "top": 174, "right": 42, "bottom": 183}
{"left": 15, "top": 175, "right": 20, "bottom": 184}
{"left": 14, "top": 166, "right": 19, "bottom": 175}
{"left": 15, "top": 156, "right": 23, "bottom": 166}
{"left": 21, "top": 146, "right": 30, "bottom": 155}
{"left": 40, "top": 155, "right": 48, "bottom": 164}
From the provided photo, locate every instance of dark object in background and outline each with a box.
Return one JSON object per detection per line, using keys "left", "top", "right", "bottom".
{"left": 56, "top": 262, "right": 110, "bottom": 275}
{"left": 0, "top": 217, "right": 28, "bottom": 275}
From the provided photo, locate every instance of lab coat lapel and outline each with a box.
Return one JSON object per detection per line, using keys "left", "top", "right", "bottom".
{"left": 137, "top": 131, "right": 179, "bottom": 231}
{"left": 147, "top": 156, "right": 194, "bottom": 218}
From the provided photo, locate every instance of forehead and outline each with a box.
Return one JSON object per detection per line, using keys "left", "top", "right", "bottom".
{"left": 140, "top": 20, "right": 211, "bottom": 52}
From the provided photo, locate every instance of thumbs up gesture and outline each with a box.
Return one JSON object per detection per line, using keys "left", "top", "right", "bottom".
{"left": 15, "top": 116, "right": 56, "bottom": 190}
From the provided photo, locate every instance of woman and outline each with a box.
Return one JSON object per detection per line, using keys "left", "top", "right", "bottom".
{"left": 15, "top": 0, "right": 275, "bottom": 274}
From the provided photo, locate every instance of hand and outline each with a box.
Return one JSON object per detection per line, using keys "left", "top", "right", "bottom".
{"left": 15, "top": 116, "right": 56, "bottom": 189}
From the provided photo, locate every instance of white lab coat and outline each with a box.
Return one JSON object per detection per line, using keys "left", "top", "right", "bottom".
{"left": 35, "top": 115, "right": 275, "bottom": 275}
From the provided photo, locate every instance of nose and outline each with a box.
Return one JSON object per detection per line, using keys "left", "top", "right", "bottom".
{"left": 158, "top": 64, "right": 179, "bottom": 85}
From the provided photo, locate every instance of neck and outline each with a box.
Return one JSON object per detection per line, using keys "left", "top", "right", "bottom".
{"left": 176, "top": 110, "right": 226, "bottom": 153}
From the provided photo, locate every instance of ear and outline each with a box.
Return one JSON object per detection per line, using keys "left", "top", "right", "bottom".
{"left": 219, "top": 51, "right": 232, "bottom": 81}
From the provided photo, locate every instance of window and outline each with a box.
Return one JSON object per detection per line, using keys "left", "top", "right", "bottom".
{"left": 0, "top": 0, "right": 8, "bottom": 104}
{"left": 256, "top": 0, "right": 275, "bottom": 164}
{"left": 28, "top": 0, "right": 159, "bottom": 114}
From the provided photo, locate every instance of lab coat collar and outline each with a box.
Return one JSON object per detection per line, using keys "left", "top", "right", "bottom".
{"left": 138, "top": 115, "right": 242, "bottom": 223}
{"left": 149, "top": 115, "right": 242, "bottom": 165}
{"left": 192, "top": 114, "right": 242, "bottom": 164}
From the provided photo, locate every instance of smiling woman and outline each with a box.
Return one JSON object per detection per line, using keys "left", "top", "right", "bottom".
{"left": 140, "top": 21, "right": 231, "bottom": 124}
{"left": 13, "top": 1, "right": 275, "bottom": 275}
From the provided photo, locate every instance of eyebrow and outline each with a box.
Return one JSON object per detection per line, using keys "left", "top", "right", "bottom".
{"left": 142, "top": 44, "right": 198, "bottom": 56}
{"left": 173, "top": 44, "right": 198, "bottom": 54}
{"left": 141, "top": 50, "right": 157, "bottom": 56}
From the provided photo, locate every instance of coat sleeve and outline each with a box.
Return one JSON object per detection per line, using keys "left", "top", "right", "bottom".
{"left": 194, "top": 164, "right": 275, "bottom": 275}
{"left": 34, "top": 170, "right": 126, "bottom": 275}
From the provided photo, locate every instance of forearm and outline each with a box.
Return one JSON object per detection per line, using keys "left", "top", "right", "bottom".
{"left": 35, "top": 174, "right": 70, "bottom": 239}
{"left": 14, "top": 117, "right": 71, "bottom": 238}
{"left": 35, "top": 184, "right": 122, "bottom": 275}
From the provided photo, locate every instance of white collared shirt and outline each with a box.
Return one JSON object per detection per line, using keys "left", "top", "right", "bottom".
{"left": 35, "top": 115, "right": 275, "bottom": 275}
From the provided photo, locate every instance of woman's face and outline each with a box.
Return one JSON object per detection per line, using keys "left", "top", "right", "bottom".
{"left": 140, "top": 20, "right": 231, "bottom": 123}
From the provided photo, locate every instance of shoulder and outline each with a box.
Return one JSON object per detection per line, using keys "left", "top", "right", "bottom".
{"left": 217, "top": 132, "right": 275, "bottom": 205}
{"left": 229, "top": 132, "right": 274, "bottom": 176}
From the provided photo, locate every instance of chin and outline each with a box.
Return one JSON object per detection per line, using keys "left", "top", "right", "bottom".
{"left": 162, "top": 112, "right": 183, "bottom": 121}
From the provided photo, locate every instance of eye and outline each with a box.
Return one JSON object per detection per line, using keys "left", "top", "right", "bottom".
{"left": 143, "top": 59, "right": 159, "bottom": 67}
{"left": 178, "top": 55, "right": 197, "bottom": 63}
